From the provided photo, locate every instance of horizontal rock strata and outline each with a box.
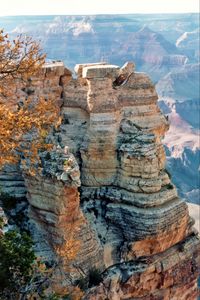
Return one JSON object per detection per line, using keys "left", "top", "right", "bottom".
{"left": 60, "top": 61, "right": 199, "bottom": 298}
{"left": 23, "top": 147, "right": 102, "bottom": 280}
{"left": 84, "top": 234, "right": 200, "bottom": 300}
{"left": 0, "top": 164, "right": 26, "bottom": 199}
{"left": 2, "top": 61, "right": 199, "bottom": 297}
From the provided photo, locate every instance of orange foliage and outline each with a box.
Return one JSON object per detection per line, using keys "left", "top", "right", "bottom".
{"left": 55, "top": 218, "right": 83, "bottom": 269}
{"left": 50, "top": 218, "right": 85, "bottom": 299}
{"left": 0, "top": 30, "right": 60, "bottom": 167}
{"left": 0, "top": 29, "right": 45, "bottom": 97}
{"left": 66, "top": 286, "right": 84, "bottom": 300}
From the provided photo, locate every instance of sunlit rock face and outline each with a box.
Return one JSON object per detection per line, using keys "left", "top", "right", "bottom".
{"left": 54, "top": 61, "right": 199, "bottom": 298}
{"left": 2, "top": 61, "right": 199, "bottom": 297}
{"left": 84, "top": 235, "right": 200, "bottom": 300}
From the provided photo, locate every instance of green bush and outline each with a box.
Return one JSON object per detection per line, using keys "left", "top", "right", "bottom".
{"left": 46, "top": 293, "right": 61, "bottom": 300}
{"left": 88, "top": 268, "right": 102, "bottom": 288}
{"left": 166, "top": 183, "right": 174, "bottom": 190}
{"left": 0, "top": 192, "right": 29, "bottom": 232}
{"left": 75, "top": 276, "right": 88, "bottom": 291}
{"left": 0, "top": 193, "right": 17, "bottom": 212}
{"left": 75, "top": 267, "right": 102, "bottom": 292}
{"left": 0, "top": 230, "right": 35, "bottom": 295}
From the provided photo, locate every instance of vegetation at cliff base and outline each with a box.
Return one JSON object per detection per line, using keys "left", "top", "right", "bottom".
{"left": 0, "top": 230, "right": 35, "bottom": 298}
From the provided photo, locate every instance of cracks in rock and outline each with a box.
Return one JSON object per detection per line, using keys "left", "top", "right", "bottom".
{"left": 117, "top": 236, "right": 129, "bottom": 263}
{"left": 0, "top": 194, "right": 30, "bottom": 233}
{"left": 112, "top": 72, "right": 134, "bottom": 90}
{"left": 80, "top": 192, "right": 120, "bottom": 250}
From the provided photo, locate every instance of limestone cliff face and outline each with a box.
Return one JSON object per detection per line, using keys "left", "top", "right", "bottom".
{"left": 2, "top": 61, "right": 199, "bottom": 298}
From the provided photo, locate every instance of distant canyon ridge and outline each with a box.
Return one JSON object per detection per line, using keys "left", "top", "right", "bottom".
{"left": 0, "top": 13, "right": 199, "bottom": 203}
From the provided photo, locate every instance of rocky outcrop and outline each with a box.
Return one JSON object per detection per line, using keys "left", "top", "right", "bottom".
{"left": 22, "top": 146, "right": 102, "bottom": 283}
{"left": 85, "top": 234, "right": 200, "bottom": 300}
{"left": 57, "top": 61, "right": 199, "bottom": 297}
{"left": 2, "top": 61, "right": 199, "bottom": 298}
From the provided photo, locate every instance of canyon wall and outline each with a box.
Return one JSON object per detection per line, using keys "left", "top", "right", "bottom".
{"left": 1, "top": 61, "right": 199, "bottom": 298}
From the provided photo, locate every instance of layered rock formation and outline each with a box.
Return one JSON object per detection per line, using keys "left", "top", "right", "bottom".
{"left": 1, "top": 61, "right": 199, "bottom": 298}
{"left": 0, "top": 164, "right": 26, "bottom": 199}
{"left": 22, "top": 146, "right": 102, "bottom": 288}
{"left": 85, "top": 234, "right": 200, "bottom": 299}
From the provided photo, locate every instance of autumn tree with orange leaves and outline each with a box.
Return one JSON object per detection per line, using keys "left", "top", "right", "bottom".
{"left": 0, "top": 30, "right": 60, "bottom": 166}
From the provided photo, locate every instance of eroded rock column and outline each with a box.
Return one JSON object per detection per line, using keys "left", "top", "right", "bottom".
{"left": 80, "top": 65, "right": 121, "bottom": 186}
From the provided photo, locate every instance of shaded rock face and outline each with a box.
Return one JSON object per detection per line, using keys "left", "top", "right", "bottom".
{"left": 2, "top": 61, "right": 199, "bottom": 297}
{"left": 0, "top": 164, "right": 26, "bottom": 199}
{"left": 23, "top": 146, "right": 102, "bottom": 281}
{"left": 0, "top": 62, "right": 65, "bottom": 200}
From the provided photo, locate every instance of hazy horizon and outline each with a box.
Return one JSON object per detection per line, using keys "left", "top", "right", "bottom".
{"left": 1, "top": 0, "right": 199, "bottom": 17}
